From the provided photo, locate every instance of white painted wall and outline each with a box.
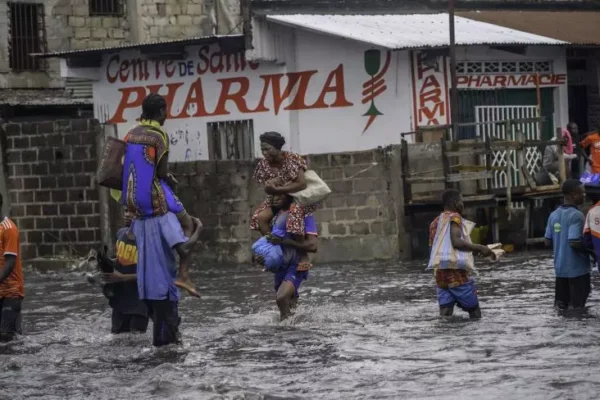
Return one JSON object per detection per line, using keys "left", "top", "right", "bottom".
{"left": 292, "top": 29, "right": 413, "bottom": 154}
{"left": 86, "top": 30, "right": 567, "bottom": 162}
{"left": 90, "top": 31, "right": 414, "bottom": 161}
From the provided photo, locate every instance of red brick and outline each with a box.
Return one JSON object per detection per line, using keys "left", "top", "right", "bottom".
{"left": 27, "top": 231, "right": 43, "bottom": 243}
{"left": 12, "top": 205, "right": 25, "bottom": 218}
{"left": 35, "top": 217, "right": 52, "bottom": 230}
{"left": 17, "top": 191, "right": 34, "bottom": 204}
{"left": 56, "top": 176, "right": 74, "bottom": 188}
{"left": 76, "top": 203, "right": 94, "bottom": 215}
{"left": 42, "top": 204, "right": 58, "bottom": 216}
{"left": 59, "top": 204, "right": 75, "bottom": 215}
{"left": 23, "top": 177, "right": 40, "bottom": 190}
{"left": 35, "top": 190, "right": 51, "bottom": 203}
{"left": 37, "top": 121, "right": 54, "bottom": 134}
{"left": 16, "top": 217, "right": 34, "bottom": 230}
{"left": 4, "top": 123, "right": 21, "bottom": 136}
{"left": 60, "top": 230, "right": 78, "bottom": 242}
{"left": 31, "top": 163, "right": 48, "bottom": 175}
{"left": 40, "top": 177, "right": 57, "bottom": 189}
{"left": 52, "top": 217, "right": 69, "bottom": 230}
{"left": 12, "top": 136, "right": 30, "bottom": 149}
{"left": 6, "top": 151, "right": 21, "bottom": 163}
{"left": 51, "top": 190, "right": 68, "bottom": 203}
{"left": 78, "top": 229, "right": 97, "bottom": 242}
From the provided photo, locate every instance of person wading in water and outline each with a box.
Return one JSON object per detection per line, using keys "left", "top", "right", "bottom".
{"left": 121, "top": 93, "right": 200, "bottom": 297}
{"left": 250, "top": 132, "right": 317, "bottom": 272}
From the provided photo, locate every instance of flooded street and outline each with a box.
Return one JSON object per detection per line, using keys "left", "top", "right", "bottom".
{"left": 2, "top": 254, "right": 600, "bottom": 400}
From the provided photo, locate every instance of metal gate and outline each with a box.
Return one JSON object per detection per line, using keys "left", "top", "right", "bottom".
{"left": 475, "top": 105, "right": 541, "bottom": 189}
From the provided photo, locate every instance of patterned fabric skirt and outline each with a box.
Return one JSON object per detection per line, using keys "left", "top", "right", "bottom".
{"left": 435, "top": 269, "right": 471, "bottom": 290}
{"left": 250, "top": 197, "right": 318, "bottom": 236}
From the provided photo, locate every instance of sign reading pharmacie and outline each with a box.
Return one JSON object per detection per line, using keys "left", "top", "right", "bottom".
{"left": 410, "top": 50, "right": 567, "bottom": 127}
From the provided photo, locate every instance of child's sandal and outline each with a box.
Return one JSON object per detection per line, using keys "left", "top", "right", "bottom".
{"left": 297, "top": 262, "right": 313, "bottom": 272}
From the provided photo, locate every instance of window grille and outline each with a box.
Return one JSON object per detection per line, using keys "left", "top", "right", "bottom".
{"left": 89, "top": 0, "right": 123, "bottom": 16}
{"left": 207, "top": 120, "right": 255, "bottom": 160}
{"left": 8, "top": 2, "right": 45, "bottom": 72}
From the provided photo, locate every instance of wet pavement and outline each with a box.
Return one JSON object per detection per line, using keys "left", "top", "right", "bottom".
{"left": 2, "top": 254, "right": 600, "bottom": 400}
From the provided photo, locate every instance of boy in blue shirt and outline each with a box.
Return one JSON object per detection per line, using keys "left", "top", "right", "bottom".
{"left": 545, "top": 179, "right": 592, "bottom": 309}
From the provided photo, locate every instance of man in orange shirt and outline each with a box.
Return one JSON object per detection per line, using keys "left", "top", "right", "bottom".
{"left": 580, "top": 129, "right": 600, "bottom": 174}
{"left": 0, "top": 194, "right": 23, "bottom": 342}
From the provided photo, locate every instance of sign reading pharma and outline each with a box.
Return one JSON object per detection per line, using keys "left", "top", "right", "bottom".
{"left": 93, "top": 42, "right": 397, "bottom": 161}
{"left": 410, "top": 50, "right": 568, "bottom": 127}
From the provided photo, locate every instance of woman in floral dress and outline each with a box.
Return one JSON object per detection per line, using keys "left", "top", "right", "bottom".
{"left": 250, "top": 132, "right": 317, "bottom": 271}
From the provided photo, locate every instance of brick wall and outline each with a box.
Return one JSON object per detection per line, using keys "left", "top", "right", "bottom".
{"left": 1, "top": 119, "right": 101, "bottom": 259}
{"left": 169, "top": 147, "right": 406, "bottom": 264}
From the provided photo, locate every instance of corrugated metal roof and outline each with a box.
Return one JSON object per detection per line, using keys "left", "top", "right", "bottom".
{"left": 457, "top": 11, "right": 600, "bottom": 45}
{"left": 65, "top": 78, "right": 94, "bottom": 99}
{"left": 265, "top": 13, "right": 567, "bottom": 49}
{"left": 0, "top": 89, "right": 93, "bottom": 106}
{"left": 33, "top": 34, "right": 244, "bottom": 58}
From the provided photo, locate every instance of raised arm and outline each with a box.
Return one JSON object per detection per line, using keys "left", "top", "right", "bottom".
{"left": 450, "top": 222, "right": 492, "bottom": 257}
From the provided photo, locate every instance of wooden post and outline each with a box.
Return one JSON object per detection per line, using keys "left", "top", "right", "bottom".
{"left": 485, "top": 137, "right": 493, "bottom": 193}
{"left": 441, "top": 137, "right": 452, "bottom": 189}
{"left": 400, "top": 139, "right": 412, "bottom": 205}
{"left": 516, "top": 128, "right": 526, "bottom": 187}
{"left": 505, "top": 148, "right": 512, "bottom": 221}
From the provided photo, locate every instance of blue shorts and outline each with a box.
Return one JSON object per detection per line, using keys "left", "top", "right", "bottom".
{"left": 274, "top": 265, "right": 308, "bottom": 297}
{"left": 437, "top": 279, "right": 479, "bottom": 311}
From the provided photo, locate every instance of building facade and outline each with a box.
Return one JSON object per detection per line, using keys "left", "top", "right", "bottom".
{"left": 0, "top": 0, "right": 241, "bottom": 121}
{"left": 50, "top": 13, "right": 568, "bottom": 162}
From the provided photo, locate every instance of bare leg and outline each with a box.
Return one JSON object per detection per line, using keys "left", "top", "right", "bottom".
{"left": 175, "top": 213, "right": 200, "bottom": 298}
{"left": 293, "top": 234, "right": 312, "bottom": 272}
{"left": 257, "top": 207, "right": 274, "bottom": 236}
{"left": 468, "top": 306, "right": 482, "bottom": 319}
{"left": 439, "top": 305, "right": 454, "bottom": 317}
{"left": 276, "top": 281, "right": 296, "bottom": 321}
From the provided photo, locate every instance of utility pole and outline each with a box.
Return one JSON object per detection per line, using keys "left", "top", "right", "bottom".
{"left": 448, "top": 0, "right": 458, "bottom": 140}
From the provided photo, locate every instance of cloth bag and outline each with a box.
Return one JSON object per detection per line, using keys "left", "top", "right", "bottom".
{"left": 252, "top": 237, "right": 285, "bottom": 272}
{"left": 97, "top": 136, "right": 125, "bottom": 190}
{"left": 291, "top": 170, "right": 332, "bottom": 206}
{"left": 427, "top": 216, "right": 476, "bottom": 273}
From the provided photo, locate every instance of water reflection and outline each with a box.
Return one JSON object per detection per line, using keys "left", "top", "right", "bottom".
{"left": 2, "top": 254, "right": 600, "bottom": 399}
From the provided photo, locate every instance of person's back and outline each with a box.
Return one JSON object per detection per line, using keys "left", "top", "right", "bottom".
{"left": 581, "top": 131, "right": 600, "bottom": 174}
{"left": 547, "top": 206, "right": 590, "bottom": 278}
{"left": 0, "top": 216, "right": 23, "bottom": 341}
{"left": 545, "top": 179, "right": 591, "bottom": 309}
{"left": 107, "top": 227, "right": 148, "bottom": 334}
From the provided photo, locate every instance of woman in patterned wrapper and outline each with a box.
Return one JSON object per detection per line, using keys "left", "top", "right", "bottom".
{"left": 251, "top": 132, "right": 317, "bottom": 271}
{"left": 121, "top": 93, "right": 200, "bottom": 298}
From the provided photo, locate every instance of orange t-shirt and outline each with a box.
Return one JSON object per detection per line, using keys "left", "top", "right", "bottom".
{"left": 581, "top": 132, "right": 600, "bottom": 173}
{"left": 0, "top": 218, "right": 23, "bottom": 298}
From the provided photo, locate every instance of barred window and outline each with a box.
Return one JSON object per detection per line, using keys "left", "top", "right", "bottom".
{"left": 207, "top": 120, "right": 255, "bottom": 160}
{"left": 89, "top": 0, "right": 123, "bottom": 16}
{"left": 8, "top": 2, "right": 45, "bottom": 72}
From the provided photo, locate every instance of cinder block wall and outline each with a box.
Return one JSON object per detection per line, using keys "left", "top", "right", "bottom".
{"left": 2, "top": 119, "right": 101, "bottom": 259}
{"left": 170, "top": 147, "right": 406, "bottom": 264}
{"left": 0, "top": 119, "right": 409, "bottom": 263}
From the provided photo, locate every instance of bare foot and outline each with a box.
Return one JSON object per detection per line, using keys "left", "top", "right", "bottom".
{"left": 175, "top": 279, "right": 201, "bottom": 298}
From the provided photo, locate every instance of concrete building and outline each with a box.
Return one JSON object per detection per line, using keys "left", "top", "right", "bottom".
{"left": 0, "top": 0, "right": 241, "bottom": 121}
{"left": 42, "top": 13, "right": 567, "bottom": 161}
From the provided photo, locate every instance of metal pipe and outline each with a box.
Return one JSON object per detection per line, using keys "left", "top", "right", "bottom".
{"left": 449, "top": 0, "right": 459, "bottom": 141}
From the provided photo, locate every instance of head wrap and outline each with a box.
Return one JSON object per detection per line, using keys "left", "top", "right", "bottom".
{"left": 259, "top": 131, "right": 286, "bottom": 150}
